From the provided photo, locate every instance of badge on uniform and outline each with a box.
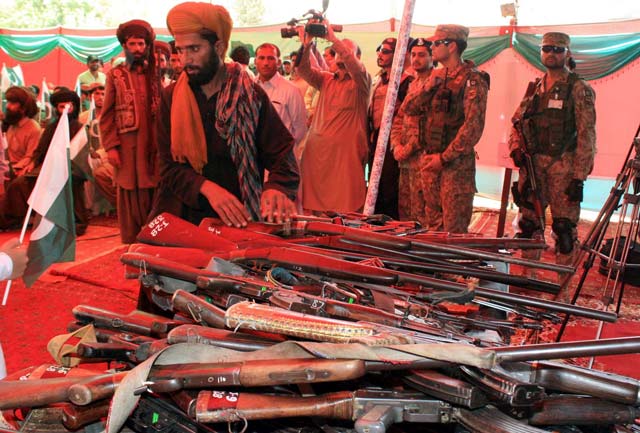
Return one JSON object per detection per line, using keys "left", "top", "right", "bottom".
{"left": 548, "top": 99, "right": 563, "bottom": 109}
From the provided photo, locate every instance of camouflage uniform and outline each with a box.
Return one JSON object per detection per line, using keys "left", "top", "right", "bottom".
{"left": 402, "top": 58, "right": 488, "bottom": 233}
{"left": 391, "top": 73, "right": 431, "bottom": 223}
{"left": 509, "top": 32, "right": 596, "bottom": 264}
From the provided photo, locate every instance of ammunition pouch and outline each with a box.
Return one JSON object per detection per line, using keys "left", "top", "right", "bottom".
{"left": 552, "top": 218, "right": 576, "bottom": 254}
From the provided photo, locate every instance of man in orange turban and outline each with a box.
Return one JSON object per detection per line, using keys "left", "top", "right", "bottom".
{"left": 149, "top": 2, "right": 299, "bottom": 228}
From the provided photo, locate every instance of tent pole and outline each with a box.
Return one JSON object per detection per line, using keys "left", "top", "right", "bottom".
{"left": 364, "top": 0, "right": 415, "bottom": 216}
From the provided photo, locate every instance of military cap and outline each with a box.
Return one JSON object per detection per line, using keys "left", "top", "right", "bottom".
{"left": 542, "top": 32, "right": 571, "bottom": 47}
{"left": 377, "top": 37, "right": 397, "bottom": 52}
{"left": 116, "top": 19, "right": 155, "bottom": 45}
{"left": 409, "top": 37, "right": 432, "bottom": 50}
{"left": 428, "top": 24, "right": 469, "bottom": 42}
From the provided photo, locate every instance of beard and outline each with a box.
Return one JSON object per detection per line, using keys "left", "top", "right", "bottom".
{"left": 125, "top": 50, "right": 149, "bottom": 68}
{"left": 3, "top": 108, "right": 24, "bottom": 126}
{"left": 186, "top": 52, "right": 221, "bottom": 86}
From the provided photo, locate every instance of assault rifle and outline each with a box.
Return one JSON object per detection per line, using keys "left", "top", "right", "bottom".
{"left": 512, "top": 118, "right": 546, "bottom": 239}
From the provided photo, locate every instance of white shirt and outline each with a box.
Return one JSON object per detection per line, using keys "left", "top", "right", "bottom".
{"left": 256, "top": 73, "right": 307, "bottom": 146}
{"left": 0, "top": 253, "right": 13, "bottom": 281}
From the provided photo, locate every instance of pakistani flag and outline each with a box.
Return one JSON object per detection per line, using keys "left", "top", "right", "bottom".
{"left": 1, "top": 63, "right": 24, "bottom": 111}
{"left": 23, "top": 107, "right": 76, "bottom": 287}
{"left": 0, "top": 63, "right": 24, "bottom": 92}
{"left": 40, "top": 78, "right": 52, "bottom": 124}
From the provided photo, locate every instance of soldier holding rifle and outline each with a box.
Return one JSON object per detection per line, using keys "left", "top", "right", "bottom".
{"left": 509, "top": 32, "right": 596, "bottom": 278}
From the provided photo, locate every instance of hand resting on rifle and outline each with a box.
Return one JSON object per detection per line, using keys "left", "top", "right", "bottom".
{"left": 200, "top": 180, "right": 251, "bottom": 228}
{"left": 510, "top": 148, "right": 526, "bottom": 168}
{"left": 260, "top": 188, "right": 296, "bottom": 224}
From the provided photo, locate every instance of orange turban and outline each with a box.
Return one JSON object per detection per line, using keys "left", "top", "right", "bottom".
{"left": 167, "top": 2, "right": 233, "bottom": 55}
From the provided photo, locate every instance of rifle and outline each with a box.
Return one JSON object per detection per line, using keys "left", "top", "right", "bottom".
{"left": 0, "top": 357, "right": 369, "bottom": 410}
{"left": 72, "top": 305, "right": 188, "bottom": 338}
{"left": 193, "top": 389, "right": 453, "bottom": 433}
{"left": 167, "top": 324, "right": 278, "bottom": 351}
{"left": 497, "top": 357, "right": 640, "bottom": 406}
{"left": 512, "top": 118, "right": 546, "bottom": 238}
{"left": 222, "top": 246, "right": 616, "bottom": 323}
{"left": 300, "top": 221, "right": 567, "bottom": 273}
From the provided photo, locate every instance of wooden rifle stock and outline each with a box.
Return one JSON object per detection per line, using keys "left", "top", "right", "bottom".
{"left": 61, "top": 400, "right": 110, "bottom": 430}
{"left": 68, "top": 358, "right": 366, "bottom": 406}
{"left": 171, "top": 289, "right": 226, "bottom": 329}
{"left": 72, "top": 305, "right": 184, "bottom": 337}
{"left": 195, "top": 390, "right": 355, "bottom": 422}
{"left": 0, "top": 372, "right": 125, "bottom": 410}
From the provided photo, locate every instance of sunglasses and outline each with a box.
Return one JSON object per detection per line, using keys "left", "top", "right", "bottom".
{"left": 433, "top": 39, "right": 452, "bottom": 47}
{"left": 541, "top": 45, "right": 567, "bottom": 54}
{"left": 377, "top": 48, "right": 394, "bottom": 55}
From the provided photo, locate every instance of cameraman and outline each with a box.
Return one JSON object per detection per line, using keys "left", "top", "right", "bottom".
{"left": 296, "top": 20, "right": 371, "bottom": 215}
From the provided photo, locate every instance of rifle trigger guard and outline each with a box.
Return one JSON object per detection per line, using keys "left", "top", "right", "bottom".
{"left": 186, "top": 302, "right": 204, "bottom": 325}
{"left": 228, "top": 416, "right": 248, "bottom": 433}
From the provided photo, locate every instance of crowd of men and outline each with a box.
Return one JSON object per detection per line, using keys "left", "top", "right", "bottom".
{"left": 0, "top": 2, "right": 596, "bottom": 270}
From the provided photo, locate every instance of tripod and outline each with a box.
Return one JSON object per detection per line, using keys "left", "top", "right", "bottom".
{"left": 556, "top": 124, "right": 640, "bottom": 365}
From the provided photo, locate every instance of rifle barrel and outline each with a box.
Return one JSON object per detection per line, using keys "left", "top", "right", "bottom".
{"left": 494, "top": 336, "right": 640, "bottom": 363}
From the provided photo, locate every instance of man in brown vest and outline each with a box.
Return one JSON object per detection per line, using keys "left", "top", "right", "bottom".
{"left": 509, "top": 32, "right": 596, "bottom": 291}
{"left": 100, "top": 19, "right": 160, "bottom": 243}
{"left": 401, "top": 25, "right": 489, "bottom": 233}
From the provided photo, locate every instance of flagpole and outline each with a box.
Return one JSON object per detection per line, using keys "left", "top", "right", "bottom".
{"left": 1, "top": 203, "right": 33, "bottom": 306}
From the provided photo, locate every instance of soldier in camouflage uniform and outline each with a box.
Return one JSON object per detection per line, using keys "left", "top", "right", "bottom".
{"left": 391, "top": 38, "right": 435, "bottom": 223}
{"left": 401, "top": 25, "right": 489, "bottom": 233}
{"left": 509, "top": 32, "right": 596, "bottom": 277}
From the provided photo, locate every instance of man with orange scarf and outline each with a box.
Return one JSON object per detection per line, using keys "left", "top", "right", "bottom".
{"left": 149, "top": 2, "right": 299, "bottom": 228}
{"left": 100, "top": 19, "right": 160, "bottom": 243}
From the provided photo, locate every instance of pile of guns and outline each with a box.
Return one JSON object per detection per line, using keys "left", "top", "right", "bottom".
{"left": 1, "top": 212, "right": 639, "bottom": 433}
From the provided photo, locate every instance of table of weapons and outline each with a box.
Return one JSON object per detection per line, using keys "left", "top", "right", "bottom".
{"left": 2, "top": 212, "right": 639, "bottom": 433}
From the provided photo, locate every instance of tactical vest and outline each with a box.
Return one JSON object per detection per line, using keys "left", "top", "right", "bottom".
{"left": 421, "top": 64, "right": 487, "bottom": 154}
{"left": 522, "top": 72, "right": 579, "bottom": 157}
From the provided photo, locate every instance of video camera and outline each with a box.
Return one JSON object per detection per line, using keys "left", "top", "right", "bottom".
{"left": 281, "top": 3, "right": 342, "bottom": 39}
